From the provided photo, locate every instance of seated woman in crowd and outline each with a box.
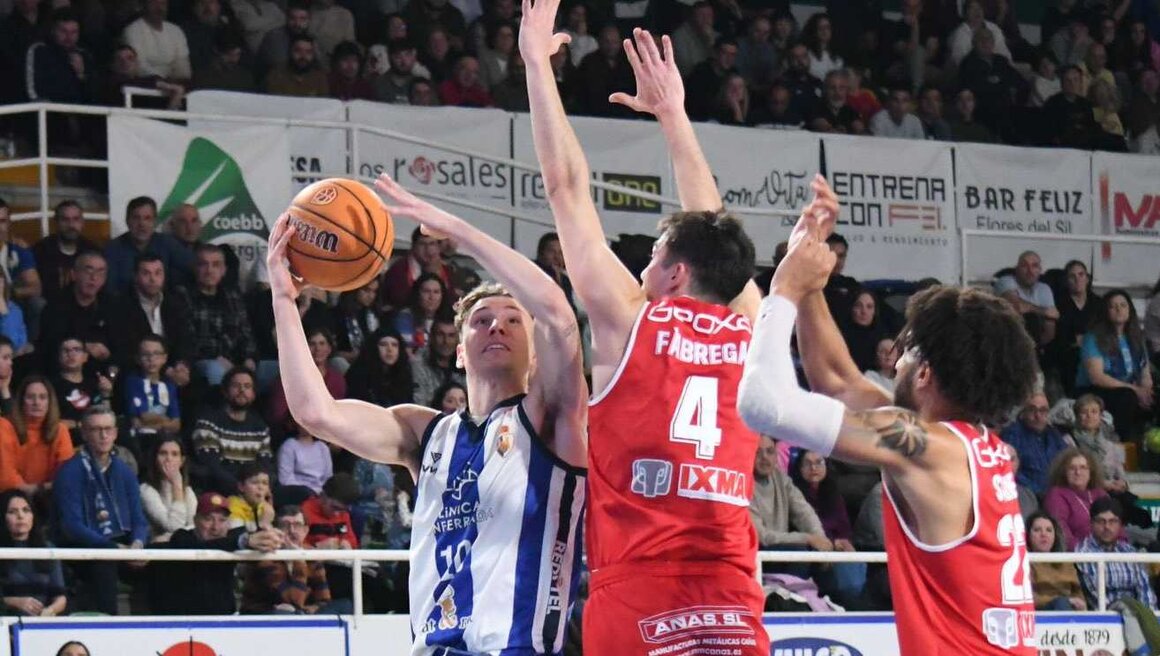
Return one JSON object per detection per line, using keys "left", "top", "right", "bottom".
{"left": 862, "top": 337, "right": 896, "bottom": 396}
{"left": 278, "top": 421, "right": 333, "bottom": 505}
{"left": 789, "top": 449, "right": 866, "bottom": 604}
{"left": 1075, "top": 289, "right": 1154, "bottom": 439}
{"left": 840, "top": 289, "right": 891, "bottom": 374}
{"left": 1050, "top": 260, "right": 1103, "bottom": 396}
{"left": 391, "top": 273, "right": 452, "bottom": 353}
{"left": 0, "top": 376, "right": 74, "bottom": 496}
{"left": 0, "top": 489, "right": 67, "bottom": 616}
{"left": 267, "top": 327, "right": 346, "bottom": 440}
{"left": 1069, "top": 394, "right": 1127, "bottom": 493}
{"left": 330, "top": 279, "right": 383, "bottom": 371}
{"left": 1044, "top": 448, "right": 1110, "bottom": 549}
{"left": 1027, "top": 510, "right": 1086, "bottom": 611}
{"left": 344, "top": 327, "right": 414, "bottom": 407}
{"left": 138, "top": 436, "right": 196, "bottom": 543}
{"left": 430, "top": 380, "right": 467, "bottom": 413}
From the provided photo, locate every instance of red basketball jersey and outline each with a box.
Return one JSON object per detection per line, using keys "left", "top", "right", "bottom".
{"left": 587, "top": 297, "right": 760, "bottom": 577}
{"left": 883, "top": 421, "right": 1036, "bottom": 655}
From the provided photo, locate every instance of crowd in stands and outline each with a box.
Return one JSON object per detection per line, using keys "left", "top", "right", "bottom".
{"left": 753, "top": 234, "right": 1160, "bottom": 612}
{"left": 1, "top": 0, "right": 1160, "bottom": 155}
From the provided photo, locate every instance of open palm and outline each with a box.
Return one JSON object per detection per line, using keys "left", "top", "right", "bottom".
{"left": 518, "top": 0, "right": 571, "bottom": 61}
{"left": 610, "top": 29, "right": 685, "bottom": 117}
{"left": 374, "top": 173, "right": 456, "bottom": 240}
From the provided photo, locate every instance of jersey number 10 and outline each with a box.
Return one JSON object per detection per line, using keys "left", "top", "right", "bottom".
{"left": 670, "top": 376, "right": 723, "bottom": 460}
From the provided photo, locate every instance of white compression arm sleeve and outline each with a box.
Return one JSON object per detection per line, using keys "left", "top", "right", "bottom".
{"left": 737, "top": 295, "right": 847, "bottom": 456}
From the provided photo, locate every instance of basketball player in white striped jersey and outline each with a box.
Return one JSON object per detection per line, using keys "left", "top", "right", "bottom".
{"left": 267, "top": 175, "right": 587, "bottom": 656}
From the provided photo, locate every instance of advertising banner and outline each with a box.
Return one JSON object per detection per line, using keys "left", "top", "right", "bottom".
{"left": 1092, "top": 151, "right": 1160, "bottom": 287}
{"left": 821, "top": 135, "right": 959, "bottom": 283}
{"left": 107, "top": 115, "right": 291, "bottom": 288}
{"left": 955, "top": 142, "right": 1094, "bottom": 282}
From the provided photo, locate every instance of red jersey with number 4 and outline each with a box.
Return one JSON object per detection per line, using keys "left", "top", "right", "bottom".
{"left": 587, "top": 296, "right": 760, "bottom": 577}
{"left": 883, "top": 421, "right": 1036, "bottom": 655}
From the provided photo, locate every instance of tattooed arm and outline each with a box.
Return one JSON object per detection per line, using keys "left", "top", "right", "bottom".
{"left": 828, "top": 406, "right": 961, "bottom": 474}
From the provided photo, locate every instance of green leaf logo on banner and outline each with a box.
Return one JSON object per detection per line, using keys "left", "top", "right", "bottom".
{"left": 158, "top": 137, "right": 270, "bottom": 241}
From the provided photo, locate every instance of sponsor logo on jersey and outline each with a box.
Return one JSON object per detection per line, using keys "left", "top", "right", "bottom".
{"left": 638, "top": 605, "right": 755, "bottom": 644}
{"left": 437, "top": 587, "right": 459, "bottom": 630}
{"left": 646, "top": 303, "right": 752, "bottom": 335}
{"left": 982, "top": 607, "right": 1019, "bottom": 649}
{"left": 771, "top": 638, "right": 863, "bottom": 656}
{"left": 631, "top": 459, "right": 673, "bottom": 498}
{"left": 677, "top": 464, "right": 749, "bottom": 507}
{"left": 496, "top": 425, "right": 513, "bottom": 457}
{"left": 449, "top": 469, "right": 478, "bottom": 501}
{"left": 972, "top": 435, "right": 1012, "bottom": 469}
{"left": 421, "top": 451, "right": 443, "bottom": 474}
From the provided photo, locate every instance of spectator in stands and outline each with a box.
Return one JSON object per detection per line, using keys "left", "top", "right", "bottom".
{"left": 183, "top": 0, "right": 243, "bottom": 73}
{"left": 0, "top": 489, "right": 67, "bottom": 616}
{"left": 302, "top": 473, "right": 360, "bottom": 549}
{"left": 431, "top": 380, "right": 467, "bottom": 412}
{"left": 872, "top": 85, "right": 923, "bottom": 138}
{"left": 353, "top": 458, "right": 412, "bottom": 549}
{"left": 138, "top": 435, "right": 196, "bottom": 543}
{"left": 1126, "top": 69, "right": 1160, "bottom": 153}
{"left": 231, "top": 0, "right": 285, "bottom": 54}
{"left": 345, "top": 327, "right": 414, "bottom": 407}
{"left": 685, "top": 37, "right": 739, "bottom": 121}
{"left": 1045, "top": 447, "right": 1109, "bottom": 549}
{"left": 884, "top": 0, "right": 943, "bottom": 93}
{"left": 25, "top": 10, "right": 99, "bottom": 109}
{"left": 328, "top": 40, "right": 373, "bottom": 100}
{"left": 267, "top": 328, "right": 346, "bottom": 436}
{"left": 404, "top": 0, "right": 467, "bottom": 53}
{"left": 863, "top": 338, "right": 897, "bottom": 396}
{"left": 420, "top": 25, "right": 461, "bottom": 83}
{"left": 0, "top": 276, "right": 29, "bottom": 358}
{"left": 1027, "top": 510, "right": 1086, "bottom": 610}
{"left": 802, "top": 13, "right": 844, "bottom": 81}
{"left": 240, "top": 504, "right": 346, "bottom": 614}
{"left": 1069, "top": 394, "right": 1128, "bottom": 493}
{"left": 191, "top": 30, "right": 255, "bottom": 91}
{"left": 122, "top": 335, "right": 182, "bottom": 435}
{"left": 122, "top": 0, "right": 191, "bottom": 81}
{"left": 949, "top": 0, "right": 1011, "bottom": 67}
{"left": 227, "top": 462, "right": 274, "bottom": 531}
{"left": 151, "top": 491, "right": 282, "bottom": 615}
{"left": 33, "top": 200, "right": 97, "bottom": 301}
{"left": 1044, "top": 64, "right": 1103, "bottom": 148}
{"left": 167, "top": 205, "right": 240, "bottom": 291}
{"left": 1051, "top": 15, "right": 1093, "bottom": 68}
{"left": 559, "top": 4, "right": 596, "bottom": 67}
{"left": 672, "top": 1, "right": 718, "bottom": 76}
{"left": 104, "top": 196, "right": 193, "bottom": 297}
{"left": 53, "top": 407, "right": 148, "bottom": 615}
{"left": 1076, "top": 289, "right": 1154, "bottom": 439}
{"left": 111, "top": 255, "right": 195, "bottom": 374}
{"left": 478, "top": 21, "right": 515, "bottom": 90}
{"left": 0, "top": 376, "right": 73, "bottom": 496}
{"left": 492, "top": 50, "right": 530, "bottom": 111}
{"left": 782, "top": 42, "right": 823, "bottom": 119}
{"left": 808, "top": 69, "right": 863, "bottom": 133}
{"left": 50, "top": 337, "right": 111, "bottom": 429}
{"left": 331, "top": 280, "right": 382, "bottom": 367}
{"left": 392, "top": 273, "right": 452, "bottom": 352}
{"left": 279, "top": 423, "right": 333, "bottom": 500}
{"left": 438, "top": 54, "right": 494, "bottom": 107}
{"left": 959, "top": 27, "right": 1025, "bottom": 137}
{"left": 534, "top": 232, "right": 574, "bottom": 309}
{"left": 306, "top": 0, "right": 355, "bottom": 63}
{"left": 822, "top": 233, "right": 860, "bottom": 318}
{"left": 995, "top": 251, "right": 1060, "bottom": 327}
{"left": 1117, "top": 19, "right": 1160, "bottom": 77}
{"left": 0, "top": 200, "right": 42, "bottom": 339}
{"left": 789, "top": 449, "right": 866, "bottom": 602}
{"left": 1003, "top": 391, "right": 1072, "bottom": 495}
{"left": 750, "top": 435, "right": 832, "bottom": 551}
{"left": 0, "top": 0, "right": 43, "bottom": 104}
{"left": 411, "top": 316, "right": 464, "bottom": 406}
{"left": 380, "top": 227, "right": 453, "bottom": 308}
{"left": 182, "top": 244, "right": 257, "bottom": 386}
{"left": 0, "top": 337, "right": 16, "bottom": 416}
{"left": 575, "top": 24, "right": 635, "bottom": 118}
{"left": 751, "top": 83, "right": 805, "bottom": 128}
{"left": 1089, "top": 78, "right": 1126, "bottom": 144}
{"left": 191, "top": 365, "right": 272, "bottom": 494}
{"left": 374, "top": 37, "right": 423, "bottom": 103}
{"left": 949, "top": 88, "right": 997, "bottom": 142}
{"left": 266, "top": 34, "right": 329, "bottom": 96}
{"left": 916, "top": 86, "right": 952, "bottom": 140}
{"left": 1050, "top": 260, "right": 1102, "bottom": 394}
{"left": 103, "top": 43, "right": 187, "bottom": 109}
{"left": 39, "top": 252, "right": 116, "bottom": 372}
{"left": 1081, "top": 42, "right": 1115, "bottom": 95}
{"left": 840, "top": 290, "right": 892, "bottom": 374}
{"left": 1030, "top": 52, "right": 1062, "bottom": 108}
{"left": 1002, "top": 442, "right": 1040, "bottom": 518}
{"left": 257, "top": 1, "right": 310, "bottom": 77}
{"left": 1077, "top": 497, "right": 1157, "bottom": 609}
{"left": 737, "top": 15, "right": 777, "bottom": 92}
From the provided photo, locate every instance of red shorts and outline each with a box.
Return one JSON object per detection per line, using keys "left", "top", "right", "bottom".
{"left": 583, "top": 562, "right": 769, "bottom": 656}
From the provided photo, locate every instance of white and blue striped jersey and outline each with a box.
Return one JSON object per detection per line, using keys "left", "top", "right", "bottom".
{"left": 410, "top": 395, "right": 586, "bottom": 656}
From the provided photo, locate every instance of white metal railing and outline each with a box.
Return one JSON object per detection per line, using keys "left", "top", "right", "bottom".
{"left": 0, "top": 547, "right": 1146, "bottom": 616}
{"left": 959, "top": 228, "right": 1160, "bottom": 290}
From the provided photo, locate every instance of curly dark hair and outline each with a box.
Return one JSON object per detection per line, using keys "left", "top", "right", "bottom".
{"left": 894, "top": 286, "right": 1038, "bottom": 424}
{"left": 657, "top": 211, "right": 755, "bottom": 304}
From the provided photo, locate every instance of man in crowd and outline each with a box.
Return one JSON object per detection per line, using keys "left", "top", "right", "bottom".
{"left": 39, "top": 251, "right": 117, "bottom": 371}
{"left": 33, "top": 200, "right": 98, "bottom": 300}
{"left": 103, "top": 196, "right": 192, "bottom": 296}
{"left": 808, "top": 70, "right": 864, "bottom": 134}
{"left": 152, "top": 491, "right": 283, "bottom": 615}
{"left": 870, "top": 85, "right": 927, "bottom": 139}
{"left": 121, "top": 0, "right": 191, "bottom": 82}
{"left": 374, "top": 37, "right": 425, "bottom": 104}
{"left": 995, "top": 251, "right": 1060, "bottom": 341}
{"left": 180, "top": 243, "right": 257, "bottom": 386}
{"left": 191, "top": 366, "right": 273, "bottom": 494}
{"left": 167, "top": 203, "right": 240, "bottom": 290}
{"left": 1077, "top": 497, "right": 1158, "bottom": 609}
{"left": 1002, "top": 391, "right": 1072, "bottom": 495}
{"left": 685, "top": 36, "right": 738, "bottom": 121}
{"left": 257, "top": 1, "right": 310, "bottom": 78}
{"left": 265, "top": 34, "right": 328, "bottom": 97}
{"left": 410, "top": 316, "right": 465, "bottom": 406}
{"left": 111, "top": 253, "right": 195, "bottom": 371}
{"left": 380, "top": 227, "right": 452, "bottom": 307}
{"left": 751, "top": 435, "right": 833, "bottom": 552}
{"left": 54, "top": 408, "right": 150, "bottom": 615}
{"left": 240, "top": 505, "right": 351, "bottom": 614}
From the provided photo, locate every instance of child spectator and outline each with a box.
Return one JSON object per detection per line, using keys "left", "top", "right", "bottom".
{"left": 227, "top": 462, "right": 274, "bottom": 532}
{"left": 49, "top": 337, "right": 111, "bottom": 431}
{"left": 122, "top": 335, "right": 181, "bottom": 435}
{"left": 302, "top": 473, "right": 359, "bottom": 549}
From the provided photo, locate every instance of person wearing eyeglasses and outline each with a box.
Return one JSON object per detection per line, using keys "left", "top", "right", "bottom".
{"left": 1001, "top": 391, "right": 1074, "bottom": 496}
{"left": 1076, "top": 497, "right": 1157, "bottom": 609}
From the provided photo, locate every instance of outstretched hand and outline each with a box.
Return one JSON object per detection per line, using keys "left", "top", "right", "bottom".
{"left": 777, "top": 174, "right": 840, "bottom": 303}
{"left": 266, "top": 213, "right": 309, "bottom": 301}
{"left": 374, "top": 173, "right": 462, "bottom": 241}
{"left": 788, "top": 174, "right": 840, "bottom": 249}
{"left": 609, "top": 29, "right": 685, "bottom": 118}
{"left": 518, "top": 0, "right": 571, "bottom": 63}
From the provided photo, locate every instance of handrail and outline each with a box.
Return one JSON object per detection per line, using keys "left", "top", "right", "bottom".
{"left": 958, "top": 228, "right": 1160, "bottom": 288}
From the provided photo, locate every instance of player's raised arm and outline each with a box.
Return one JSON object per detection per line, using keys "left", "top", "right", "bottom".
{"left": 520, "top": 0, "right": 643, "bottom": 337}
{"left": 793, "top": 177, "right": 891, "bottom": 409}
{"left": 268, "top": 215, "right": 436, "bottom": 480}
{"left": 374, "top": 175, "right": 587, "bottom": 466}
{"left": 611, "top": 29, "right": 721, "bottom": 213}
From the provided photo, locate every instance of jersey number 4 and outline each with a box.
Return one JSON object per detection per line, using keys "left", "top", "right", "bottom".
{"left": 997, "top": 513, "right": 1033, "bottom": 605}
{"left": 670, "top": 376, "right": 723, "bottom": 459}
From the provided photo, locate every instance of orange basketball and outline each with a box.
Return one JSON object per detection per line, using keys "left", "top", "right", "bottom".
{"left": 286, "top": 178, "right": 394, "bottom": 292}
